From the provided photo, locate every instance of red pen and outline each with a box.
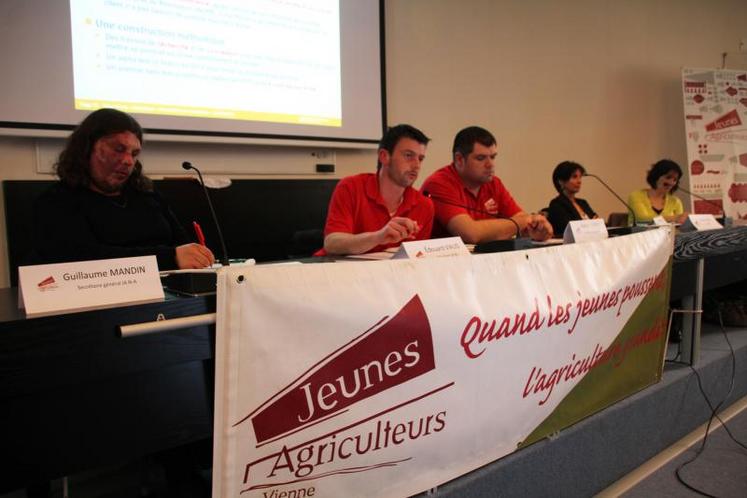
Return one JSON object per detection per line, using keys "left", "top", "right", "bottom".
{"left": 192, "top": 221, "right": 206, "bottom": 246}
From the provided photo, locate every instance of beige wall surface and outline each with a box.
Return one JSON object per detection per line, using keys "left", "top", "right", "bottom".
{"left": 385, "top": 0, "right": 747, "bottom": 211}
{"left": 1, "top": 0, "right": 746, "bottom": 286}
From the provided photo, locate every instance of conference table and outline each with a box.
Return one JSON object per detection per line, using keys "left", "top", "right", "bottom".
{"left": 669, "top": 224, "right": 747, "bottom": 364}
{"left": 0, "top": 289, "right": 215, "bottom": 492}
{"left": 1, "top": 226, "right": 745, "bottom": 492}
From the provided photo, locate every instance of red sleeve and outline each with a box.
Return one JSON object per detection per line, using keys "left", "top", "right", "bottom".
{"left": 422, "top": 173, "right": 467, "bottom": 227}
{"left": 323, "top": 179, "right": 356, "bottom": 236}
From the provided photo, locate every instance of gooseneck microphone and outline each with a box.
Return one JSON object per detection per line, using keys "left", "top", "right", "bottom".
{"left": 676, "top": 185, "right": 724, "bottom": 215}
{"left": 422, "top": 191, "right": 521, "bottom": 238}
{"left": 583, "top": 173, "right": 638, "bottom": 226}
{"left": 182, "top": 161, "right": 230, "bottom": 266}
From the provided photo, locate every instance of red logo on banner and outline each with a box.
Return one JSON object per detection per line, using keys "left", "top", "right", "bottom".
{"left": 740, "top": 98, "right": 747, "bottom": 108}
{"left": 705, "top": 109, "right": 742, "bottom": 132}
{"left": 245, "top": 295, "right": 436, "bottom": 444}
{"left": 726, "top": 86, "right": 738, "bottom": 96}
{"left": 738, "top": 74, "right": 747, "bottom": 82}
{"left": 694, "top": 199, "right": 722, "bottom": 215}
{"left": 693, "top": 94, "right": 704, "bottom": 104}
{"left": 740, "top": 154, "right": 747, "bottom": 168}
{"left": 37, "top": 276, "right": 58, "bottom": 291}
{"left": 728, "top": 183, "right": 747, "bottom": 202}
{"left": 685, "top": 81, "right": 706, "bottom": 91}
{"left": 37, "top": 276, "right": 55, "bottom": 287}
{"left": 690, "top": 161, "right": 705, "bottom": 176}
{"left": 686, "top": 115, "right": 703, "bottom": 120}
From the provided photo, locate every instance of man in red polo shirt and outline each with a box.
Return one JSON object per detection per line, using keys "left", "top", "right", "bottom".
{"left": 321, "top": 124, "right": 434, "bottom": 255}
{"left": 421, "top": 126, "right": 552, "bottom": 243}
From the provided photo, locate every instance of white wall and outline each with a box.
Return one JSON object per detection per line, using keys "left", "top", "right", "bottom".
{"left": 1, "top": 0, "right": 745, "bottom": 286}
{"left": 385, "top": 0, "right": 747, "bottom": 212}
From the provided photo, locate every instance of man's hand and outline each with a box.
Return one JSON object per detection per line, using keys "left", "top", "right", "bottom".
{"left": 323, "top": 217, "right": 422, "bottom": 256}
{"left": 524, "top": 214, "right": 553, "bottom": 241}
{"left": 376, "top": 217, "right": 421, "bottom": 245}
{"left": 175, "top": 243, "right": 216, "bottom": 269}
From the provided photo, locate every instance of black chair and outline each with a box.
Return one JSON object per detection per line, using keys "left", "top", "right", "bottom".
{"left": 607, "top": 212, "right": 628, "bottom": 227}
{"left": 287, "top": 229, "right": 324, "bottom": 259}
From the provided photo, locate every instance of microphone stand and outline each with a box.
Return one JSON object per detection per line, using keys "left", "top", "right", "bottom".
{"left": 583, "top": 173, "right": 638, "bottom": 228}
{"left": 182, "top": 161, "right": 230, "bottom": 266}
{"left": 423, "top": 191, "right": 533, "bottom": 254}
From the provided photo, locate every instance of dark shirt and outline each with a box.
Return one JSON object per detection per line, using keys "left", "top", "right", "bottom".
{"left": 32, "top": 183, "right": 188, "bottom": 270}
{"left": 546, "top": 194, "right": 597, "bottom": 236}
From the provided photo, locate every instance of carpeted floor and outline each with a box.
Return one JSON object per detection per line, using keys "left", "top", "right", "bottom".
{"left": 622, "top": 403, "right": 747, "bottom": 498}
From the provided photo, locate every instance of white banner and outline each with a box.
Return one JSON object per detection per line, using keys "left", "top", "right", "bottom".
{"left": 213, "top": 228, "right": 674, "bottom": 497}
{"left": 682, "top": 68, "right": 747, "bottom": 220}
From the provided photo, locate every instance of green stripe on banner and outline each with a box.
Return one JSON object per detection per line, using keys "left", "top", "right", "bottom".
{"left": 519, "top": 258, "right": 673, "bottom": 448}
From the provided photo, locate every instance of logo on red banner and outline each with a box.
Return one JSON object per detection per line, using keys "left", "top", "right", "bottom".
{"left": 738, "top": 74, "right": 747, "bottom": 82}
{"left": 728, "top": 183, "right": 747, "bottom": 202}
{"left": 244, "top": 295, "right": 436, "bottom": 444}
{"left": 726, "top": 86, "right": 738, "bottom": 97}
{"left": 705, "top": 109, "right": 742, "bottom": 132}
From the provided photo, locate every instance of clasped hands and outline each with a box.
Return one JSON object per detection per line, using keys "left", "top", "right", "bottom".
{"left": 523, "top": 214, "right": 553, "bottom": 241}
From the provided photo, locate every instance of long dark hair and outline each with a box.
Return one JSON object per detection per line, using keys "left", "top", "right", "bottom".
{"left": 55, "top": 108, "right": 152, "bottom": 191}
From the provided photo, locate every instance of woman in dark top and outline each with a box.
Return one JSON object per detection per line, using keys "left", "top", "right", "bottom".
{"left": 546, "top": 161, "right": 598, "bottom": 236}
{"left": 32, "top": 108, "right": 214, "bottom": 270}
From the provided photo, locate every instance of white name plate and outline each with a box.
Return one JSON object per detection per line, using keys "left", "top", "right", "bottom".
{"left": 19, "top": 256, "right": 164, "bottom": 318}
{"left": 563, "top": 219, "right": 609, "bottom": 244}
{"left": 680, "top": 214, "right": 723, "bottom": 232}
{"left": 652, "top": 216, "right": 669, "bottom": 226}
{"left": 392, "top": 236, "right": 470, "bottom": 259}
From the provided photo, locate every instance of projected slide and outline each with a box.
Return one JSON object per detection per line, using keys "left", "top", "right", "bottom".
{"left": 69, "top": 0, "right": 342, "bottom": 127}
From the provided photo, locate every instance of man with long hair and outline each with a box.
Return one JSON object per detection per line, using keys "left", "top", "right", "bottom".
{"left": 33, "top": 108, "right": 214, "bottom": 269}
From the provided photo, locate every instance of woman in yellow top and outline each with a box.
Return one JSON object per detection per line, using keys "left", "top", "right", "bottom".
{"left": 628, "top": 159, "right": 688, "bottom": 225}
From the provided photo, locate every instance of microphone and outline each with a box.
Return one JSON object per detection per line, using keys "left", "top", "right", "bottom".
{"left": 582, "top": 173, "right": 638, "bottom": 227}
{"left": 677, "top": 185, "right": 724, "bottom": 215}
{"left": 182, "top": 161, "right": 230, "bottom": 266}
{"left": 422, "top": 191, "right": 520, "bottom": 238}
